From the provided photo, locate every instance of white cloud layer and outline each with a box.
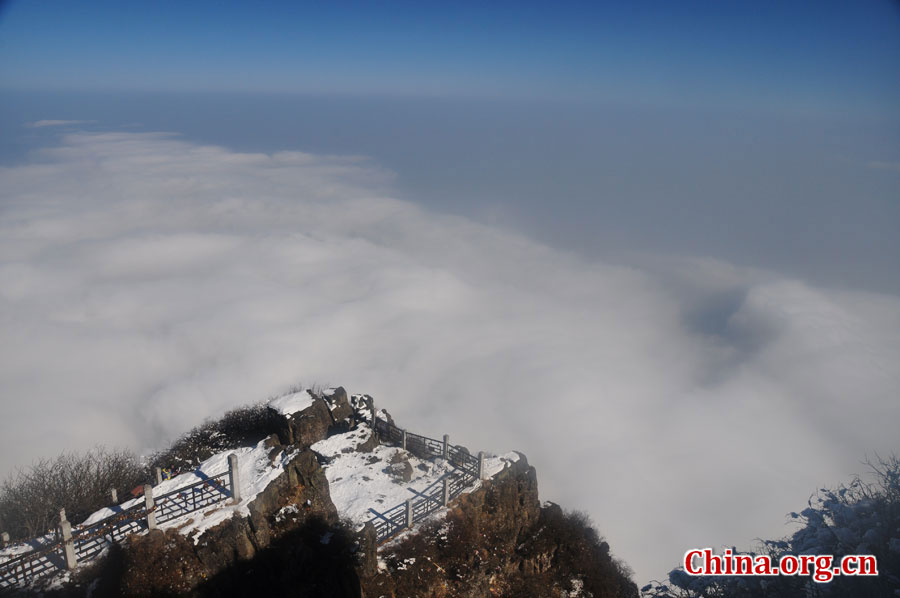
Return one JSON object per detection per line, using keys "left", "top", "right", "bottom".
{"left": 1, "top": 132, "right": 898, "bottom": 582}
{"left": 25, "top": 120, "right": 92, "bottom": 128}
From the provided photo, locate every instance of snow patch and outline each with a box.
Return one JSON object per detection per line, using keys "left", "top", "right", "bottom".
{"left": 312, "top": 422, "right": 458, "bottom": 528}
{"left": 568, "top": 578, "right": 585, "bottom": 597}
{"left": 275, "top": 504, "right": 300, "bottom": 523}
{"left": 481, "top": 451, "right": 520, "bottom": 478}
{"left": 396, "top": 557, "right": 416, "bottom": 570}
{"left": 268, "top": 390, "right": 315, "bottom": 416}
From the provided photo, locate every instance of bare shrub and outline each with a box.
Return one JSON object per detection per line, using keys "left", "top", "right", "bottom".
{"left": 0, "top": 401, "right": 284, "bottom": 542}
{"left": 0, "top": 447, "right": 144, "bottom": 540}
{"left": 519, "top": 505, "right": 638, "bottom": 597}
{"left": 146, "top": 403, "right": 282, "bottom": 474}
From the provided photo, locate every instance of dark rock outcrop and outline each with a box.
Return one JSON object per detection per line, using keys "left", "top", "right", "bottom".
{"left": 321, "top": 387, "right": 354, "bottom": 425}
{"left": 103, "top": 447, "right": 341, "bottom": 596}
{"left": 361, "top": 455, "right": 638, "bottom": 598}
{"left": 273, "top": 387, "right": 353, "bottom": 448}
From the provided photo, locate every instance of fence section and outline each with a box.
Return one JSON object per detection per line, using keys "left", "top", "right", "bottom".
{"left": 447, "top": 472, "right": 470, "bottom": 497}
{"left": 368, "top": 416, "right": 484, "bottom": 543}
{"left": 155, "top": 472, "right": 231, "bottom": 524}
{"left": 2, "top": 413, "right": 496, "bottom": 587}
{"left": 448, "top": 446, "right": 479, "bottom": 478}
{"left": 72, "top": 503, "right": 146, "bottom": 563}
{"left": 0, "top": 542, "right": 65, "bottom": 590}
{"left": 368, "top": 502, "right": 408, "bottom": 542}
{"left": 374, "top": 418, "right": 480, "bottom": 475}
{"left": 377, "top": 420, "right": 403, "bottom": 445}
{"left": 0, "top": 464, "right": 235, "bottom": 590}
{"left": 405, "top": 431, "right": 442, "bottom": 456}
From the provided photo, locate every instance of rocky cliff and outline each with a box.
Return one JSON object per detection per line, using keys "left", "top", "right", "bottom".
{"left": 4, "top": 388, "right": 636, "bottom": 598}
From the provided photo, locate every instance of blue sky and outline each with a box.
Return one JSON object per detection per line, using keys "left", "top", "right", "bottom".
{"left": 2, "top": 0, "right": 899, "bottom": 113}
{"left": 1, "top": 0, "right": 897, "bottom": 294}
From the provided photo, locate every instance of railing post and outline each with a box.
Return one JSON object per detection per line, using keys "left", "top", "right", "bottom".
{"left": 155, "top": 467, "right": 163, "bottom": 486}
{"left": 110, "top": 488, "right": 118, "bottom": 504}
{"left": 442, "top": 434, "right": 449, "bottom": 459}
{"left": 478, "top": 451, "right": 486, "bottom": 480}
{"left": 401, "top": 429, "right": 407, "bottom": 451}
{"left": 442, "top": 478, "right": 449, "bottom": 506}
{"left": 144, "top": 485, "right": 157, "bottom": 530}
{"left": 57, "top": 507, "right": 66, "bottom": 542}
{"left": 59, "top": 509, "right": 77, "bottom": 570}
{"left": 405, "top": 499, "right": 413, "bottom": 528}
{"left": 368, "top": 397, "right": 378, "bottom": 442}
{"left": 1, "top": 531, "right": 9, "bottom": 548}
{"left": 228, "top": 453, "right": 241, "bottom": 504}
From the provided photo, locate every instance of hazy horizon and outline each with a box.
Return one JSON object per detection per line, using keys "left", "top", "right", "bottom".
{"left": 3, "top": 90, "right": 898, "bottom": 296}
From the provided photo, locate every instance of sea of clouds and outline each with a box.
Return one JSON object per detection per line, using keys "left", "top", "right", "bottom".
{"left": 1, "top": 131, "right": 898, "bottom": 582}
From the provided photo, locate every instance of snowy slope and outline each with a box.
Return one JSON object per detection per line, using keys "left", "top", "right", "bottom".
{"left": 312, "top": 422, "right": 459, "bottom": 526}
{"left": 1, "top": 390, "right": 520, "bottom": 575}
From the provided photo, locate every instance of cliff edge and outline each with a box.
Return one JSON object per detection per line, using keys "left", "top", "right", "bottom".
{"left": 0, "top": 387, "right": 637, "bottom": 598}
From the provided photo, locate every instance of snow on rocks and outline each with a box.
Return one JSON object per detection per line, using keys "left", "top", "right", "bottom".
{"left": 0, "top": 440, "right": 298, "bottom": 593}
{"left": 165, "top": 441, "right": 297, "bottom": 541}
{"left": 75, "top": 438, "right": 296, "bottom": 544}
{"left": 311, "top": 421, "right": 520, "bottom": 534}
{"left": 396, "top": 557, "right": 416, "bottom": 570}
{"left": 567, "top": 578, "right": 586, "bottom": 597}
{"left": 482, "top": 451, "right": 521, "bottom": 478}
{"left": 312, "top": 423, "right": 457, "bottom": 528}
{"left": 268, "top": 390, "right": 316, "bottom": 416}
{"left": 275, "top": 504, "right": 300, "bottom": 523}
{"left": 1, "top": 387, "right": 522, "bottom": 582}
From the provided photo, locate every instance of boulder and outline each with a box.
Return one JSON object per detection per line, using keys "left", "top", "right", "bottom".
{"left": 388, "top": 461, "right": 414, "bottom": 483}
{"left": 320, "top": 386, "right": 353, "bottom": 424}
{"left": 387, "top": 452, "right": 414, "bottom": 483}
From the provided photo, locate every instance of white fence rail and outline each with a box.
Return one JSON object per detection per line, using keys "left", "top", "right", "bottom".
{"left": 0, "top": 460, "right": 237, "bottom": 590}
{"left": 369, "top": 417, "right": 485, "bottom": 543}
{"left": 1, "top": 408, "right": 496, "bottom": 587}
